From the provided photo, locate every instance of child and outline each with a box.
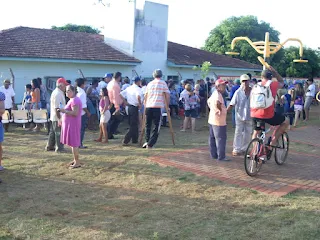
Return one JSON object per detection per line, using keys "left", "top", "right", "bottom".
{"left": 283, "top": 88, "right": 295, "bottom": 130}
{"left": 169, "top": 82, "right": 179, "bottom": 119}
{"left": 21, "top": 84, "right": 32, "bottom": 111}
{"left": 181, "top": 84, "right": 199, "bottom": 132}
{"left": 95, "top": 88, "right": 111, "bottom": 143}
{"left": 194, "top": 84, "right": 201, "bottom": 118}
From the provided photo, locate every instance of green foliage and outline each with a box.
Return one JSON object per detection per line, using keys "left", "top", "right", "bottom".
{"left": 51, "top": 24, "right": 100, "bottom": 34}
{"left": 193, "top": 61, "right": 212, "bottom": 79}
{"left": 203, "top": 15, "right": 280, "bottom": 64}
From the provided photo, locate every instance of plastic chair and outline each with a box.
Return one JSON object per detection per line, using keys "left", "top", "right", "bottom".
{"left": 1, "top": 110, "right": 12, "bottom": 124}
{"left": 31, "top": 109, "right": 49, "bottom": 124}
{"left": 12, "top": 110, "right": 31, "bottom": 128}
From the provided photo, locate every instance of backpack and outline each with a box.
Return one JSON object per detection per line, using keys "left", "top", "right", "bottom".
{"left": 250, "top": 80, "right": 274, "bottom": 109}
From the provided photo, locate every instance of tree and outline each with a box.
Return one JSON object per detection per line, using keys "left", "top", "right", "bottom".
{"left": 203, "top": 16, "right": 280, "bottom": 65}
{"left": 279, "top": 47, "right": 320, "bottom": 78}
{"left": 193, "top": 61, "right": 212, "bottom": 79}
{"left": 51, "top": 24, "right": 101, "bottom": 34}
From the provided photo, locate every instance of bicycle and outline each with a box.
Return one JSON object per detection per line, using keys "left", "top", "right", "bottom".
{"left": 244, "top": 123, "right": 289, "bottom": 177}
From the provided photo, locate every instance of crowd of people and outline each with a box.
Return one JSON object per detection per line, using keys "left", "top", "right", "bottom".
{"left": 0, "top": 66, "right": 319, "bottom": 181}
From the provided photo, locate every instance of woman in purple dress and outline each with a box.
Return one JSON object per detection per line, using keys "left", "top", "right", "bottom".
{"left": 59, "top": 85, "right": 82, "bottom": 168}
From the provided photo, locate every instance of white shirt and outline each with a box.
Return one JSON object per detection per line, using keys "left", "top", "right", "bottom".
{"left": 50, "top": 88, "right": 66, "bottom": 121}
{"left": 229, "top": 87, "right": 251, "bottom": 121}
{"left": 77, "top": 87, "right": 87, "bottom": 116}
{"left": 120, "top": 84, "right": 142, "bottom": 107}
{"left": 97, "top": 81, "right": 108, "bottom": 93}
{"left": 306, "top": 83, "right": 315, "bottom": 97}
{"left": 121, "top": 83, "right": 131, "bottom": 91}
{"left": 0, "top": 86, "right": 15, "bottom": 109}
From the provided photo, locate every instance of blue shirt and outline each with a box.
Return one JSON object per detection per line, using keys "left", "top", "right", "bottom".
{"left": 230, "top": 85, "right": 240, "bottom": 100}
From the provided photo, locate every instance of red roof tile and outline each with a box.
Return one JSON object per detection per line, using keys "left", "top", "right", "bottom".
{"left": 167, "top": 41, "right": 261, "bottom": 70}
{"left": 0, "top": 27, "right": 140, "bottom": 63}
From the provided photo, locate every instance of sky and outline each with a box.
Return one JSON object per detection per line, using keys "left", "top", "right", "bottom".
{"left": 0, "top": 0, "right": 318, "bottom": 50}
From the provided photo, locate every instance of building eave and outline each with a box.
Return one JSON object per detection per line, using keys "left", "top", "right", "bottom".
{"left": 167, "top": 60, "right": 262, "bottom": 72}
{"left": 0, "top": 57, "right": 141, "bottom": 66}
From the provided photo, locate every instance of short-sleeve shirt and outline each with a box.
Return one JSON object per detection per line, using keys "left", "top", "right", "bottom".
{"left": 306, "top": 84, "right": 315, "bottom": 97}
{"left": 169, "top": 89, "right": 178, "bottom": 105}
{"left": 0, "top": 86, "right": 15, "bottom": 109}
{"left": 182, "top": 93, "right": 199, "bottom": 110}
{"left": 250, "top": 81, "right": 279, "bottom": 119}
{"left": 120, "top": 84, "right": 142, "bottom": 107}
{"left": 50, "top": 88, "right": 66, "bottom": 121}
{"left": 230, "top": 87, "right": 251, "bottom": 121}
{"left": 207, "top": 90, "right": 227, "bottom": 126}
{"left": 145, "top": 79, "right": 170, "bottom": 108}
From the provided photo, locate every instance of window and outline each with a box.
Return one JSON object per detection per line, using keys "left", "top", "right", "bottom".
{"left": 45, "top": 76, "right": 63, "bottom": 91}
{"left": 167, "top": 75, "right": 180, "bottom": 84}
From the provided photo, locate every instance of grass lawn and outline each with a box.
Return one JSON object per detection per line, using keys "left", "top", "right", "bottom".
{"left": 0, "top": 110, "right": 319, "bottom": 240}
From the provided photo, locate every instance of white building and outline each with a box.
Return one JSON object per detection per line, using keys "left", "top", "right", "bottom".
{"left": 0, "top": 1, "right": 261, "bottom": 103}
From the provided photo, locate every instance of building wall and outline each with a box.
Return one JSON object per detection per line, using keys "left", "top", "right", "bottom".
{"left": 133, "top": 1, "right": 168, "bottom": 78}
{"left": 0, "top": 61, "right": 133, "bottom": 103}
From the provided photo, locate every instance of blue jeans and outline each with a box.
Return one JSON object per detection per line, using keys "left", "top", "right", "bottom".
{"left": 80, "top": 114, "right": 88, "bottom": 146}
{"left": 209, "top": 124, "right": 227, "bottom": 160}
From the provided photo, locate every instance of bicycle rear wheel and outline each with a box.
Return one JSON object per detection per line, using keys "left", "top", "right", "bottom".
{"left": 244, "top": 138, "right": 263, "bottom": 176}
{"left": 274, "top": 132, "right": 289, "bottom": 165}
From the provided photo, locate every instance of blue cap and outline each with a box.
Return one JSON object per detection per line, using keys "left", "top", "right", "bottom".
{"left": 104, "top": 73, "right": 113, "bottom": 78}
{"left": 134, "top": 77, "right": 141, "bottom": 82}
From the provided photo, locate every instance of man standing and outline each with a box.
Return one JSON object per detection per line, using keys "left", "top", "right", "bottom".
{"left": 45, "top": 78, "right": 68, "bottom": 152}
{"left": 230, "top": 79, "right": 241, "bottom": 128}
{"left": 98, "top": 73, "right": 113, "bottom": 92}
{"left": 0, "top": 90, "right": 6, "bottom": 180}
{"left": 0, "top": 79, "right": 16, "bottom": 132}
{"left": 304, "top": 77, "right": 315, "bottom": 121}
{"left": 120, "top": 77, "right": 142, "bottom": 145}
{"left": 207, "top": 79, "right": 229, "bottom": 161}
{"left": 76, "top": 78, "right": 91, "bottom": 148}
{"left": 143, "top": 69, "right": 170, "bottom": 149}
{"left": 107, "top": 72, "right": 123, "bottom": 139}
{"left": 227, "top": 74, "right": 252, "bottom": 156}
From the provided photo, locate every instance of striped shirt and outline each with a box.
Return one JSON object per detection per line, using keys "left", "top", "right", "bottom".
{"left": 145, "top": 79, "right": 170, "bottom": 108}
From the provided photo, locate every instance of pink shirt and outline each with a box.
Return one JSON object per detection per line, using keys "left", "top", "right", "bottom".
{"left": 107, "top": 79, "right": 123, "bottom": 110}
{"left": 207, "top": 90, "right": 227, "bottom": 126}
{"left": 99, "top": 97, "right": 110, "bottom": 112}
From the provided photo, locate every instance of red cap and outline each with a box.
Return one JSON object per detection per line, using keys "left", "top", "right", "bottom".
{"left": 215, "top": 79, "right": 227, "bottom": 87}
{"left": 56, "top": 78, "right": 68, "bottom": 85}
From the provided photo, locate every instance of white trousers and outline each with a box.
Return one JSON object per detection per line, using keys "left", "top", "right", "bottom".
{"left": 233, "top": 117, "right": 252, "bottom": 153}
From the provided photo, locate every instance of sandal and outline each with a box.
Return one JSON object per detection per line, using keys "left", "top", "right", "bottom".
{"left": 70, "top": 164, "right": 81, "bottom": 169}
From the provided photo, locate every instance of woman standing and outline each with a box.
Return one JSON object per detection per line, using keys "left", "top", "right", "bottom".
{"left": 59, "top": 85, "right": 82, "bottom": 168}
{"left": 86, "top": 79, "right": 100, "bottom": 130}
{"left": 30, "top": 78, "right": 41, "bottom": 131}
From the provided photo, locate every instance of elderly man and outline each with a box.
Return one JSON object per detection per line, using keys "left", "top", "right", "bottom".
{"left": 0, "top": 79, "right": 16, "bottom": 132}
{"left": 227, "top": 74, "right": 252, "bottom": 156}
{"left": 45, "top": 78, "right": 68, "bottom": 152}
{"left": 304, "top": 77, "right": 316, "bottom": 121}
{"left": 107, "top": 72, "right": 123, "bottom": 139}
{"left": 120, "top": 77, "right": 142, "bottom": 145}
{"left": 0, "top": 90, "right": 6, "bottom": 177}
{"left": 208, "top": 79, "right": 229, "bottom": 161}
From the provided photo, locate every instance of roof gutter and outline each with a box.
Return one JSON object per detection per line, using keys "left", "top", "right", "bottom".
{"left": 167, "top": 61, "right": 262, "bottom": 72}
{"left": 0, "top": 57, "right": 141, "bottom": 66}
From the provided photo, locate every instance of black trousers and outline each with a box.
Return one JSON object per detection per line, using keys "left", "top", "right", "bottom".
{"left": 145, "top": 108, "right": 161, "bottom": 147}
{"left": 169, "top": 105, "right": 179, "bottom": 116}
{"left": 123, "top": 105, "right": 139, "bottom": 144}
{"left": 108, "top": 105, "right": 121, "bottom": 139}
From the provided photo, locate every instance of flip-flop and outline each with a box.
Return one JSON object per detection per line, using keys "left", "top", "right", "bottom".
{"left": 70, "top": 164, "right": 81, "bottom": 169}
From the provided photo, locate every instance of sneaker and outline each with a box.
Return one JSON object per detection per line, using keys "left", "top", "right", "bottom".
{"left": 0, "top": 166, "right": 4, "bottom": 171}
{"left": 142, "top": 142, "right": 148, "bottom": 148}
{"left": 45, "top": 146, "right": 55, "bottom": 151}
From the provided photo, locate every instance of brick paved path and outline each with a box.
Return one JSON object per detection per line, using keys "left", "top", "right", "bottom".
{"left": 149, "top": 125, "right": 320, "bottom": 197}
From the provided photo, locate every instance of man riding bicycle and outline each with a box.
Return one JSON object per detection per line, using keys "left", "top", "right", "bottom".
{"left": 250, "top": 66, "right": 289, "bottom": 148}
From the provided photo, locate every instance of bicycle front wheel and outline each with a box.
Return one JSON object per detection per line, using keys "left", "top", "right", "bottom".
{"left": 244, "top": 138, "right": 263, "bottom": 176}
{"left": 274, "top": 132, "right": 289, "bottom": 165}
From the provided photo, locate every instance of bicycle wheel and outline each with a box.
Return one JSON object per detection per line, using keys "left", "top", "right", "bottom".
{"left": 274, "top": 132, "right": 289, "bottom": 165}
{"left": 244, "top": 138, "right": 263, "bottom": 176}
